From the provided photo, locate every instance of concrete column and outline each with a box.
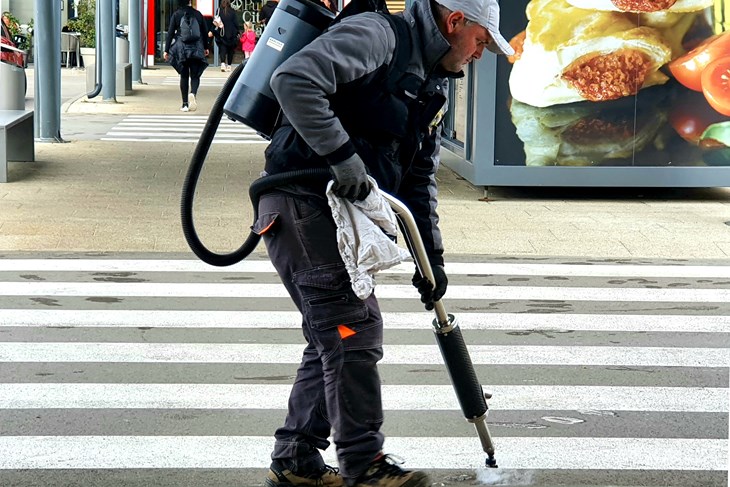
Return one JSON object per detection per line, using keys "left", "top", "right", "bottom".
{"left": 129, "top": 0, "right": 142, "bottom": 82}
{"left": 100, "top": 0, "right": 116, "bottom": 100}
{"left": 33, "top": 0, "right": 63, "bottom": 142}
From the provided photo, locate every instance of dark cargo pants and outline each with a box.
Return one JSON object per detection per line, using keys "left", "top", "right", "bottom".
{"left": 256, "top": 190, "right": 385, "bottom": 481}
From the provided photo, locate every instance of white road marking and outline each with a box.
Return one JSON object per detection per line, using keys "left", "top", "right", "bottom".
{"left": 2, "top": 259, "right": 729, "bottom": 278}
{"left": 0, "top": 383, "right": 725, "bottom": 412}
{"left": 1, "top": 309, "right": 726, "bottom": 333}
{"left": 1, "top": 281, "right": 729, "bottom": 302}
{"left": 1, "top": 343, "right": 726, "bottom": 367}
{"left": 0, "top": 436, "right": 724, "bottom": 470}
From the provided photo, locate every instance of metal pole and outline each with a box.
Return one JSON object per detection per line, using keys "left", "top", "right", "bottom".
{"left": 100, "top": 0, "right": 116, "bottom": 100}
{"left": 129, "top": 0, "right": 142, "bottom": 82}
{"left": 33, "top": 0, "right": 63, "bottom": 142}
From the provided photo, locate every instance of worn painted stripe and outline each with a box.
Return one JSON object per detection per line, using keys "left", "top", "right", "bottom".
{"left": 1, "top": 310, "right": 726, "bottom": 333}
{"left": 118, "top": 122, "right": 241, "bottom": 127}
{"left": 114, "top": 126, "right": 256, "bottom": 133}
{"left": 122, "top": 114, "right": 226, "bottom": 123}
{"left": 0, "top": 384, "right": 724, "bottom": 412}
{"left": 0, "top": 343, "right": 726, "bottom": 367}
{"left": 1, "top": 282, "right": 729, "bottom": 302}
{"left": 0, "top": 436, "right": 724, "bottom": 470}
{"left": 105, "top": 132, "right": 260, "bottom": 138}
{"left": 100, "top": 138, "right": 267, "bottom": 144}
{"left": 1, "top": 259, "right": 729, "bottom": 278}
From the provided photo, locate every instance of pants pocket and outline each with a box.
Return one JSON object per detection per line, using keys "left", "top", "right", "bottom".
{"left": 293, "top": 264, "right": 368, "bottom": 330}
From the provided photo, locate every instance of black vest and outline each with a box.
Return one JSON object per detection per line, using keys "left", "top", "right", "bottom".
{"left": 264, "top": 15, "right": 446, "bottom": 194}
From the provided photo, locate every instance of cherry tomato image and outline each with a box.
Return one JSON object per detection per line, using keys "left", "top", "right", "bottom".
{"left": 701, "top": 56, "right": 730, "bottom": 117}
{"left": 668, "top": 33, "right": 730, "bottom": 92}
{"left": 669, "top": 90, "right": 727, "bottom": 143}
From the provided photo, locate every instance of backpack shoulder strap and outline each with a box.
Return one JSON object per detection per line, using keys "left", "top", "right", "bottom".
{"left": 380, "top": 14, "right": 419, "bottom": 98}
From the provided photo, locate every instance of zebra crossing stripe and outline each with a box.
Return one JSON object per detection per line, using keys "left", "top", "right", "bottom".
{"left": 103, "top": 114, "right": 264, "bottom": 143}
{"left": 0, "top": 436, "right": 724, "bottom": 470}
{"left": 1, "top": 343, "right": 726, "bottom": 367}
{"left": 100, "top": 137, "right": 268, "bottom": 144}
{"left": 2, "top": 258, "right": 730, "bottom": 277}
{"left": 124, "top": 115, "right": 226, "bottom": 120}
{"left": 1, "top": 281, "right": 730, "bottom": 302}
{"left": 107, "top": 132, "right": 261, "bottom": 138}
{"left": 0, "top": 384, "right": 725, "bottom": 412}
{"left": 2, "top": 309, "right": 727, "bottom": 332}
{"left": 162, "top": 76, "right": 226, "bottom": 85}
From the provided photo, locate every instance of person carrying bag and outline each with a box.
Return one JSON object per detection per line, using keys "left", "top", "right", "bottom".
{"left": 213, "top": 0, "right": 240, "bottom": 72}
{"left": 163, "top": 0, "right": 210, "bottom": 112}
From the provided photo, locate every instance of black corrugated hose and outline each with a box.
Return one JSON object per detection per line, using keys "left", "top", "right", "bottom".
{"left": 180, "top": 61, "right": 330, "bottom": 267}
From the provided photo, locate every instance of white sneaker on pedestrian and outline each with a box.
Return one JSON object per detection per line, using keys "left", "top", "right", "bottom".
{"left": 226, "top": 64, "right": 232, "bottom": 72}
{"left": 188, "top": 93, "right": 197, "bottom": 112}
{"left": 180, "top": 104, "right": 189, "bottom": 112}
{"left": 220, "top": 62, "right": 226, "bottom": 72}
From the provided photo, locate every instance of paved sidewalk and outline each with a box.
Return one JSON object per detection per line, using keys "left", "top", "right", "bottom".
{"left": 2, "top": 65, "right": 730, "bottom": 260}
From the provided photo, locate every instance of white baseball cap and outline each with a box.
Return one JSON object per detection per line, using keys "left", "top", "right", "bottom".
{"left": 434, "top": 0, "right": 515, "bottom": 56}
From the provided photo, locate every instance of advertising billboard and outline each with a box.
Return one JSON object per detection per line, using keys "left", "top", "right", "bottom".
{"left": 493, "top": 0, "right": 730, "bottom": 169}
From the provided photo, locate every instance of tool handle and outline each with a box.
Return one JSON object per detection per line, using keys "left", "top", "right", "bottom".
{"left": 380, "top": 192, "right": 449, "bottom": 327}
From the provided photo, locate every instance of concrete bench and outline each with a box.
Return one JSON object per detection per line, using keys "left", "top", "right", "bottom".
{"left": 0, "top": 110, "right": 34, "bottom": 183}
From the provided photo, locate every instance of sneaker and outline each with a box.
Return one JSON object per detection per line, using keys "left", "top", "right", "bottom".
{"left": 265, "top": 459, "right": 344, "bottom": 487}
{"left": 188, "top": 93, "right": 197, "bottom": 112}
{"left": 352, "top": 454, "right": 430, "bottom": 487}
{"left": 180, "top": 103, "right": 189, "bottom": 112}
{"left": 220, "top": 62, "right": 226, "bottom": 72}
{"left": 226, "top": 64, "right": 232, "bottom": 72}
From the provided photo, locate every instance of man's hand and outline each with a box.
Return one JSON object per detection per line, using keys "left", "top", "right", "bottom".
{"left": 412, "top": 265, "right": 448, "bottom": 310}
{"left": 163, "top": 51, "right": 169, "bottom": 61}
{"left": 329, "top": 153, "right": 371, "bottom": 201}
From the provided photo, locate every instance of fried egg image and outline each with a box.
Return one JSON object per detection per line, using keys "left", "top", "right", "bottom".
{"left": 509, "top": 0, "right": 672, "bottom": 108}
{"left": 567, "top": 0, "right": 712, "bottom": 13}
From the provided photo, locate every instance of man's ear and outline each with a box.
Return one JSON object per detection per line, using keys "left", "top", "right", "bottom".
{"left": 445, "top": 11, "right": 466, "bottom": 34}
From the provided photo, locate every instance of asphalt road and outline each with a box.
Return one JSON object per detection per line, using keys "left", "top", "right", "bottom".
{"left": 0, "top": 253, "right": 727, "bottom": 486}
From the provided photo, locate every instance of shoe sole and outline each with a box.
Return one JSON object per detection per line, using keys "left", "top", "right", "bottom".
{"left": 402, "top": 472, "right": 431, "bottom": 487}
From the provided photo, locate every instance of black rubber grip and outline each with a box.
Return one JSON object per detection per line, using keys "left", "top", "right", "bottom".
{"left": 435, "top": 326, "right": 488, "bottom": 419}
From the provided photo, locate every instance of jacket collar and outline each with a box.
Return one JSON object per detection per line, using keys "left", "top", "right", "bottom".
{"left": 400, "top": 0, "right": 461, "bottom": 77}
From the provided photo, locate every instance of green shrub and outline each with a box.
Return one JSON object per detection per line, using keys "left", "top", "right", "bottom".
{"left": 67, "top": 0, "right": 95, "bottom": 48}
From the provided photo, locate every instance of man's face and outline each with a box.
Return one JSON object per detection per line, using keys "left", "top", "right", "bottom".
{"left": 438, "top": 12, "right": 492, "bottom": 73}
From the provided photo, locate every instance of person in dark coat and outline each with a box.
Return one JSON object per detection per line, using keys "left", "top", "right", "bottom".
{"left": 163, "top": 0, "right": 210, "bottom": 112}
{"left": 212, "top": 0, "right": 240, "bottom": 71}
{"left": 258, "top": 0, "right": 278, "bottom": 26}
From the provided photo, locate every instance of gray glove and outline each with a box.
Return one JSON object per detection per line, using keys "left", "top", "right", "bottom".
{"left": 329, "top": 153, "right": 372, "bottom": 201}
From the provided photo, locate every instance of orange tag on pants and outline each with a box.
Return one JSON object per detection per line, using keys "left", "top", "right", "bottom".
{"left": 337, "top": 325, "right": 356, "bottom": 339}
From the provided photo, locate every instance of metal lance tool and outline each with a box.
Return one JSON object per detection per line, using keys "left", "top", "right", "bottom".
{"left": 382, "top": 193, "right": 498, "bottom": 468}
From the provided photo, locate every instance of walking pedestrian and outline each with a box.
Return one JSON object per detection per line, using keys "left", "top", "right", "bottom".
{"left": 257, "top": 0, "right": 514, "bottom": 486}
{"left": 258, "top": 0, "right": 279, "bottom": 26}
{"left": 240, "top": 21, "right": 256, "bottom": 59}
{"left": 163, "top": 0, "right": 210, "bottom": 112}
{"left": 213, "top": 0, "right": 239, "bottom": 72}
